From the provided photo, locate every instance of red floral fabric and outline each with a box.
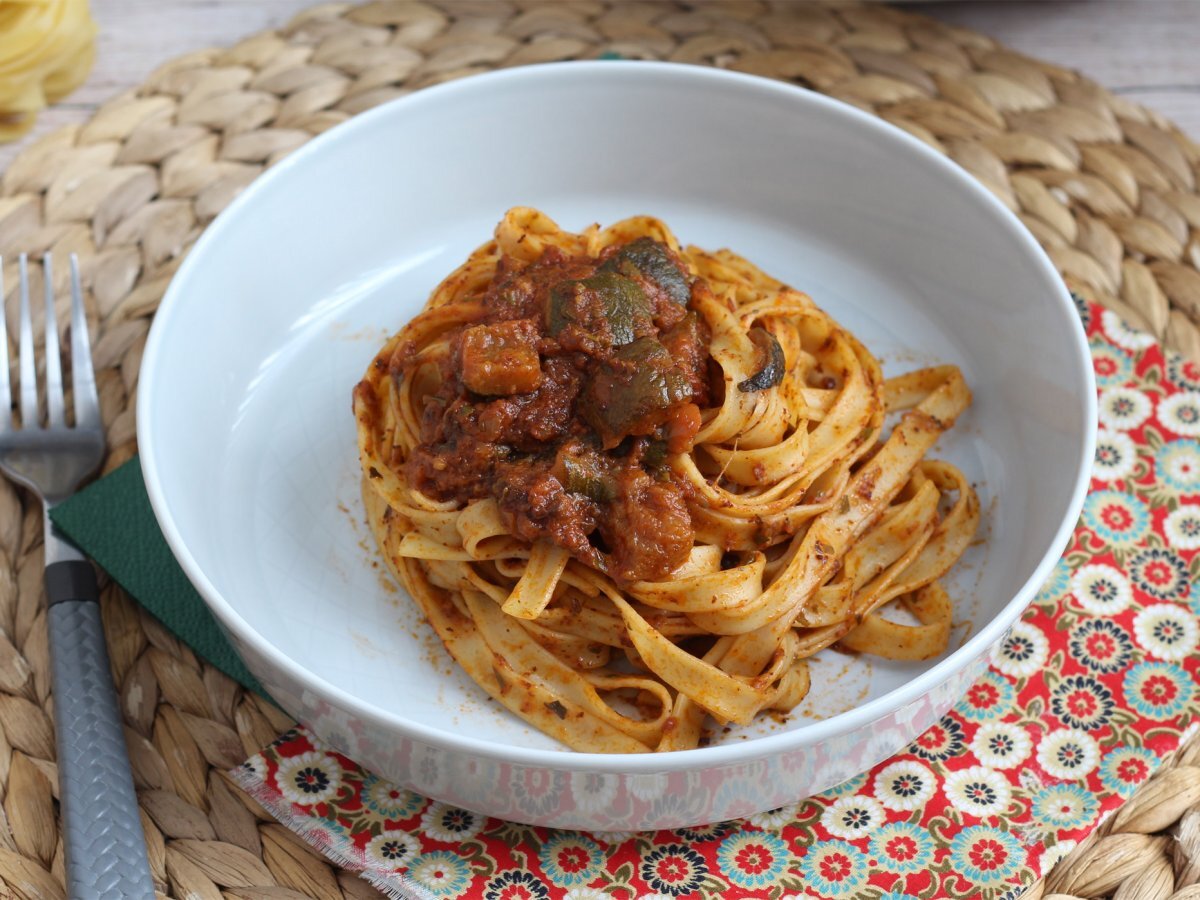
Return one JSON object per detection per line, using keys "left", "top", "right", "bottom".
{"left": 233, "top": 299, "right": 1200, "bottom": 899}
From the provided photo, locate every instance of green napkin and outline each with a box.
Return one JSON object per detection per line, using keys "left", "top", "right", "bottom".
{"left": 49, "top": 457, "right": 267, "bottom": 697}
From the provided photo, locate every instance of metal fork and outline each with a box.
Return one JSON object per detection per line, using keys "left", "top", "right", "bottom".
{"left": 0, "top": 255, "right": 155, "bottom": 899}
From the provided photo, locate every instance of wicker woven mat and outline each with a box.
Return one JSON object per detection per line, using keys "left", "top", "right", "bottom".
{"left": 3, "top": 2, "right": 1200, "bottom": 898}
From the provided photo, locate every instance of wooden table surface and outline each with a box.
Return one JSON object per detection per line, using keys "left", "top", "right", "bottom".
{"left": 2, "top": 0, "right": 1199, "bottom": 171}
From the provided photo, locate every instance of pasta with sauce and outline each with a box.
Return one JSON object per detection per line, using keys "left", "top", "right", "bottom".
{"left": 354, "top": 208, "right": 979, "bottom": 753}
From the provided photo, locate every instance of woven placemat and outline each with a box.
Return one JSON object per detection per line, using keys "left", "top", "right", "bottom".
{"left": 2, "top": 2, "right": 1200, "bottom": 898}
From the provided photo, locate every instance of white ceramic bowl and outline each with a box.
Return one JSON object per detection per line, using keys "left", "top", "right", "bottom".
{"left": 138, "top": 62, "right": 1096, "bottom": 830}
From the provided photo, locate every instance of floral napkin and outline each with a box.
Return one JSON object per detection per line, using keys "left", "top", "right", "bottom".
{"left": 231, "top": 297, "right": 1200, "bottom": 900}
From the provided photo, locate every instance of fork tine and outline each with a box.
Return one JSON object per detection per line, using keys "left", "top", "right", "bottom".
{"left": 0, "top": 260, "right": 9, "bottom": 430}
{"left": 42, "top": 254, "right": 65, "bottom": 428}
{"left": 69, "top": 255, "right": 100, "bottom": 430}
{"left": 17, "top": 255, "right": 37, "bottom": 427}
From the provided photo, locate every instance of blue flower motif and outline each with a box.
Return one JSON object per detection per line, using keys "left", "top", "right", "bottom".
{"left": 1069, "top": 620, "right": 1134, "bottom": 675}
{"left": 538, "top": 833, "right": 603, "bottom": 888}
{"left": 1081, "top": 490, "right": 1150, "bottom": 546}
{"left": 716, "top": 832, "right": 789, "bottom": 889}
{"left": 878, "top": 894, "right": 919, "bottom": 900}
{"left": 1170, "top": 356, "right": 1200, "bottom": 392}
{"left": 1050, "top": 675, "right": 1116, "bottom": 731}
{"left": 1035, "top": 557, "right": 1073, "bottom": 605}
{"left": 949, "top": 826, "right": 1024, "bottom": 887}
{"left": 1156, "top": 440, "right": 1200, "bottom": 494}
{"left": 360, "top": 774, "right": 425, "bottom": 820}
{"left": 799, "top": 840, "right": 868, "bottom": 897}
{"left": 639, "top": 844, "right": 708, "bottom": 897}
{"left": 1031, "top": 783, "right": 1099, "bottom": 830}
{"left": 958, "top": 671, "right": 1015, "bottom": 722}
{"left": 484, "top": 869, "right": 550, "bottom": 900}
{"left": 869, "top": 821, "right": 935, "bottom": 874}
{"left": 1090, "top": 338, "right": 1134, "bottom": 388}
{"left": 408, "top": 850, "right": 472, "bottom": 897}
{"left": 819, "top": 772, "right": 868, "bottom": 798}
{"left": 1100, "top": 746, "right": 1157, "bottom": 798}
{"left": 1127, "top": 547, "right": 1190, "bottom": 601}
{"left": 1124, "top": 661, "right": 1195, "bottom": 720}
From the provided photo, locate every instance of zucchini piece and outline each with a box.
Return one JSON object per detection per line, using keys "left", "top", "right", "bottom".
{"left": 546, "top": 271, "right": 650, "bottom": 346}
{"left": 601, "top": 237, "right": 691, "bottom": 305}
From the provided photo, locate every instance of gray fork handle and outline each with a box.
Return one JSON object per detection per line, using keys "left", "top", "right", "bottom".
{"left": 46, "top": 561, "right": 156, "bottom": 899}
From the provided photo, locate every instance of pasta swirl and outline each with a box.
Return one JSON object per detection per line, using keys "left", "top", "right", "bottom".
{"left": 355, "top": 209, "right": 978, "bottom": 752}
{"left": 0, "top": 0, "right": 96, "bottom": 141}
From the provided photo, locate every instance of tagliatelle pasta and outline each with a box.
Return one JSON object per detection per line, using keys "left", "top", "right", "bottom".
{"left": 0, "top": 0, "right": 96, "bottom": 142}
{"left": 354, "top": 208, "right": 979, "bottom": 752}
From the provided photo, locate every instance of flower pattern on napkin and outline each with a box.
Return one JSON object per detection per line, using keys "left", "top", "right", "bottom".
{"left": 233, "top": 299, "right": 1200, "bottom": 899}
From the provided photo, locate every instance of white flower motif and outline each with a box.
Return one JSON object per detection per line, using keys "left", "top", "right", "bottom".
{"left": 240, "top": 755, "right": 268, "bottom": 784}
{"left": 1093, "top": 429, "right": 1138, "bottom": 482}
{"left": 275, "top": 751, "right": 342, "bottom": 806}
{"left": 1134, "top": 605, "right": 1200, "bottom": 662}
{"left": 993, "top": 621, "right": 1049, "bottom": 679}
{"left": 363, "top": 777, "right": 424, "bottom": 820}
{"left": 748, "top": 803, "right": 800, "bottom": 831}
{"left": 420, "top": 802, "right": 483, "bottom": 843}
{"left": 565, "top": 890, "right": 611, "bottom": 900}
{"left": 1040, "top": 839, "right": 1077, "bottom": 874}
{"left": 1037, "top": 729, "right": 1099, "bottom": 780}
{"left": 1160, "top": 392, "right": 1200, "bottom": 437}
{"left": 1103, "top": 310, "right": 1157, "bottom": 351}
{"left": 1157, "top": 441, "right": 1200, "bottom": 493}
{"left": 971, "top": 722, "right": 1033, "bottom": 769}
{"left": 820, "top": 795, "right": 885, "bottom": 840}
{"left": 628, "top": 772, "right": 667, "bottom": 801}
{"left": 570, "top": 771, "right": 618, "bottom": 815}
{"left": 303, "top": 730, "right": 333, "bottom": 752}
{"left": 1099, "top": 386, "right": 1152, "bottom": 431}
{"left": 1071, "top": 564, "right": 1133, "bottom": 616}
{"left": 943, "top": 766, "right": 1012, "bottom": 819}
{"left": 873, "top": 760, "right": 936, "bottom": 812}
{"left": 1165, "top": 506, "right": 1200, "bottom": 550}
{"left": 366, "top": 831, "right": 419, "bottom": 868}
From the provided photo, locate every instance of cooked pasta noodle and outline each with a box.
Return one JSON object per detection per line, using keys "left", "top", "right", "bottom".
{"left": 0, "top": 0, "right": 96, "bottom": 142}
{"left": 355, "top": 208, "right": 979, "bottom": 752}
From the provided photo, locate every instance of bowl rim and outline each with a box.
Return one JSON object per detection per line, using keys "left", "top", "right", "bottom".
{"left": 138, "top": 59, "right": 1098, "bottom": 773}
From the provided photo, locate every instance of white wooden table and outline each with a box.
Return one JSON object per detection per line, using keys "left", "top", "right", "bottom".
{"left": 2, "top": 0, "right": 1199, "bottom": 171}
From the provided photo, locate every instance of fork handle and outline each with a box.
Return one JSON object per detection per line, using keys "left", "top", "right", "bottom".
{"left": 47, "top": 561, "right": 156, "bottom": 899}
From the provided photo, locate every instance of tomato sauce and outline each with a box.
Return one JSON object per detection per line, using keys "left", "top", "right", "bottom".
{"left": 402, "top": 238, "right": 712, "bottom": 583}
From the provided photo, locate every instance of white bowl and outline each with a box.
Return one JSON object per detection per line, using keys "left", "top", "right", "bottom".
{"left": 138, "top": 61, "right": 1096, "bottom": 830}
